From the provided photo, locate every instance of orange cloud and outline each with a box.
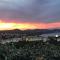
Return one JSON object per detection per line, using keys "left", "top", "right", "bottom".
{"left": 0, "top": 20, "right": 60, "bottom": 30}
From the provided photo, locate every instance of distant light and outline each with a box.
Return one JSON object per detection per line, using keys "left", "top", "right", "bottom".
{"left": 55, "top": 35, "right": 59, "bottom": 37}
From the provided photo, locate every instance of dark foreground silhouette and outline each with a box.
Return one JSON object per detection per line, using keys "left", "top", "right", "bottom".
{"left": 0, "top": 41, "right": 60, "bottom": 60}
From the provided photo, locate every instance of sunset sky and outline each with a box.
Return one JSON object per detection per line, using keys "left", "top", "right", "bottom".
{"left": 0, "top": 0, "right": 60, "bottom": 30}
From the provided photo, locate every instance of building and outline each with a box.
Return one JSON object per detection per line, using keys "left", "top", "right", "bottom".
{"left": 26, "top": 36, "right": 43, "bottom": 41}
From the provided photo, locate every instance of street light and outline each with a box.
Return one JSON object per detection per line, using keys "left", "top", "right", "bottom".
{"left": 55, "top": 35, "right": 58, "bottom": 41}
{"left": 56, "top": 35, "right": 58, "bottom": 37}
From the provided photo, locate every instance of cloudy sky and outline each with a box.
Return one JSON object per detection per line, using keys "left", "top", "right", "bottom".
{"left": 0, "top": 0, "right": 60, "bottom": 30}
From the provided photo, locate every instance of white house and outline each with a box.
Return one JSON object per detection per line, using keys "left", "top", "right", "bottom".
{"left": 26, "top": 36, "right": 43, "bottom": 41}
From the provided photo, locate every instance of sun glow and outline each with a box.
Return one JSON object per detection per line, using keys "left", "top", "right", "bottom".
{"left": 0, "top": 20, "right": 38, "bottom": 30}
{"left": 0, "top": 23, "right": 15, "bottom": 30}
{"left": 0, "top": 20, "right": 60, "bottom": 30}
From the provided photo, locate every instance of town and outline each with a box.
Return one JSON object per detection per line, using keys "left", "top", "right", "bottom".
{"left": 0, "top": 31, "right": 60, "bottom": 45}
{"left": 0, "top": 30, "right": 60, "bottom": 60}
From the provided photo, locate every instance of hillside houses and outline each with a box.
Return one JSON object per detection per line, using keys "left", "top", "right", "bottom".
{"left": 0, "top": 30, "right": 60, "bottom": 44}
{"left": 26, "top": 36, "right": 43, "bottom": 41}
{"left": 21, "top": 35, "right": 48, "bottom": 42}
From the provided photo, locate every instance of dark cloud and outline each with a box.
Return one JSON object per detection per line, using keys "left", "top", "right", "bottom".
{"left": 0, "top": 0, "right": 60, "bottom": 22}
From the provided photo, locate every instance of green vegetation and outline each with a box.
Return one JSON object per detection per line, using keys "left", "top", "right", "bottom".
{"left": 0, "top": 41, "right": 60, "bottom": 60}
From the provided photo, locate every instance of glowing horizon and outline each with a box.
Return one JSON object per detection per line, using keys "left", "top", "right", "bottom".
{"left": 0, "top": 20, "right": 60, "bottom": 30}
{"left": 0, "top": 0, "right": 60, "bottom": 30}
